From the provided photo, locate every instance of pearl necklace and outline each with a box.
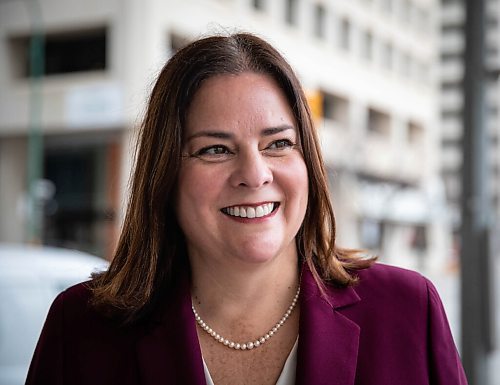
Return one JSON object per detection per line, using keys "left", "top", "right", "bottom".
{"left": 192, "top": 286, "right": 300, "bottom": 351}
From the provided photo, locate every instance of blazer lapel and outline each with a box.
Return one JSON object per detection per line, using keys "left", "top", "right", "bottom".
{"left": 296, "top": 267, "right": 361, "bottom": 385}
{"left": 135, "top": 265, "right": 361, "bottom": 385}
{"left": 136, "top": 273, "right": 206, "bottom": 385}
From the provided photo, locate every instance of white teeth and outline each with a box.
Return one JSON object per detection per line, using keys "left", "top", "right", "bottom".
{"left": 223, "top": 203, "right": 276, "bottom": 218}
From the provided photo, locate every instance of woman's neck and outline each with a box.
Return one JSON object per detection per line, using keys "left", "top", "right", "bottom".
{"left": 189, "top": 250, "right": 300, "bottom": 334}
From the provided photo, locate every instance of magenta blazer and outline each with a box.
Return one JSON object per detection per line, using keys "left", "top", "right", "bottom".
{"left": 26, "top": 263, "right": 468, "bottom": 384}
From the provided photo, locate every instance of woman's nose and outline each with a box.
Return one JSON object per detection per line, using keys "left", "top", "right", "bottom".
{"left": 229, "top": 150, "right": 273, "bottom": 189}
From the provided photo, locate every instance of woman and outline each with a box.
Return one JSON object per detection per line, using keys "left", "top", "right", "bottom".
{"left": 26, "top": 33, "right": 467, "bottom": 385}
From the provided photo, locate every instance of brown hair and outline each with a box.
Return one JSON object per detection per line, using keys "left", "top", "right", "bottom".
{"left": 91, "top": 32, "right": 375, "bottom": 324}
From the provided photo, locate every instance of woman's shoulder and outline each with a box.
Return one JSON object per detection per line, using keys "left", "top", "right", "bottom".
{"left": 356, "top": 262, "right": 429, "bottom": 287}
{"left": 54, "top": 281, "right": 93, "bottom": 310}
{"left": 47, "top": 281, "right": 111, "bottom": 327}
{"left": 42, "top": 280, "right": 138, "bottom": 349}
{"left": 356, "top": 262, "right": 427, "bottom": 284}
{"left": 63, "top": 280, "right": 93, "bottom": 298}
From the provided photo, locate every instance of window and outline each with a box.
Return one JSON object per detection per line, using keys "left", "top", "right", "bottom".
{"left": 441, "top": 109, "right": 462, "bottom": 120}
{"left": 360, "top": 218, "right": 384, "bottom": 249}
{"left": 169, "top": 32, "right": 191, "bottom": 55}
{"left": 362, "top": 30, "right": 373, "bottom": 61}
{"left": 252, "top": 0, "right": 265, "bottom": 11}
{"left": 409, "top": 225, "right": 427, "bottom": 252}
{"left": 441, "top": 137, "right": 461, "bottom": 148}
{"left": 43, "top": 141, "right": 118, "bottom": 257}
{"left": 313, "top": 3, "right": 326, "bottom": 39}
{"left": 407, "top": 121, "right": 424, "bottom": 144}
{"left": 285, "top": 0, "right": 299, "bottom": 26}
{"left": 441, "top": 24, "right": 462, "bottom": 36}
{"left": 382, "top": 41, "right": 393, "bottom": 70}
{"left": 322, "top": 92, "right": 349, "bottom": 126}
{"left": 339, "top": 18, "right": 351, "bottom": 50}
{"left": 441, "top": 169, "right": 461, "bottom": 203}
{"left": 441, "top": 51, "right": 463, "bottom": 63}
{"left": 367, "top": 108, "right": 391, "bottom": 135}
{"left": 9, "top": 27, "right": 107, "bottom": 77}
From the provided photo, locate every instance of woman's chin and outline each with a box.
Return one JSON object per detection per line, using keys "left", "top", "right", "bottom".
{"left": 235, "top": 253, "right": 278, "bottom": 266}
{"left": 230, "top": 241, "right": 296, "bottom": 267}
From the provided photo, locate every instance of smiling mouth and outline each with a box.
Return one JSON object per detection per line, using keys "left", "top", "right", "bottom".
{"left": 221, "top": 202, "right": 279, "bottom": 218}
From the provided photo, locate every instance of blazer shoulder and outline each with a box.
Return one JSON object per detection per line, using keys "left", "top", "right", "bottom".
{"left": 47, "top": 280, "right": 109, "bottom": 328}
{"left": 63, "top": 280, "right": 93, "bottom": 300}
{"left": 353, "top": 263, "right": 431, "bottom": 308}
{"left": 356, "top": 262, "right": 427, "bottom": 287}
{"left": 58, "top": 280, "right": 93, "bottom": 307}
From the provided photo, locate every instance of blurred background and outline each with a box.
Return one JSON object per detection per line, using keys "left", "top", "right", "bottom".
{"left": 0, "top": 0, "right": 498, "bottom": 384}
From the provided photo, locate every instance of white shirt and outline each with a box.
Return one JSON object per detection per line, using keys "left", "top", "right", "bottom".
{"left": 202, "top": 337, "right": 299, "bottom": 385}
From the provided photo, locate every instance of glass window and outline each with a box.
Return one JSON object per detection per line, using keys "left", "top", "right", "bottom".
{"left": 382, "top": 41, "right": 393, "bottom": 70}
{"left": 322, "top": 92, "right": 350, "bottom": 126}
{"left": 285, "top": 0, "right": 299, "bottom": 26}
{"left": 252, "top": 0, "right": 265, "bottom": 11}
{"left": 367, "top": 108, "right": 391, "bottom": 136}
{"left": 360, "top": 218, "right": 384, "bottom": 249}
{"left": 9, "top": 27, "right": 107, "bottom": 77}
{"left": 339, "top": 18, "right": 351, "bottom": 50}
{"left": 407, "top": 121, "right": 424, "bottom": 143}
{"left": 362, "top": 30, "right": 374, "bottom": 61}
{"left": 313, "top": 3, "right": 327, "bottom": 39}
{"left": 410, "top": 225, "right": 427, "bottom": 252}
{"left": 169, "top": 32, "right": 191, "bottom": 55}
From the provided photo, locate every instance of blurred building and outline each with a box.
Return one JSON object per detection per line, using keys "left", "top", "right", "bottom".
{"left": 439, "top": 1, "right": 500, "bottom": 377}
{"left": 439, "top": 0, "right": 500, "bottom": 238}
{"left": 0, "top": 0, "right": 450, "bottom": 273}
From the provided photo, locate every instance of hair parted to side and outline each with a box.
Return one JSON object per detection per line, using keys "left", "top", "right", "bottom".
{"left": 91, "top": 32, "right": 375, "bottom": 324}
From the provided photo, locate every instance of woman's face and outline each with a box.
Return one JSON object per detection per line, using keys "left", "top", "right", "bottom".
{"left": 176, "top": 72, "right": 309, "bottom": 268}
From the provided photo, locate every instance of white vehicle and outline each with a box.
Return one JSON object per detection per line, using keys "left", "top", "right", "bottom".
{"left": 0, "top": 244, "right": 108, "bottom": 385}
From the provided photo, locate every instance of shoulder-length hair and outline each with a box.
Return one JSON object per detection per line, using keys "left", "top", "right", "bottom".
{"left": 91, "top": 32, "right": 375, "bottom": 324}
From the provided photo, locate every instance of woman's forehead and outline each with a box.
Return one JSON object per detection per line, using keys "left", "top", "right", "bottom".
{"left": 185, "top": 73, "right": 295, "bottom": 131}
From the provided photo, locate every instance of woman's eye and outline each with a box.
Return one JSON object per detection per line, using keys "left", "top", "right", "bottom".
{"left": 190, "top": 145, "right": 234, "bottom": 161}
{"left": 200, "top": 145, "right": 230, "bottom": 155}
{"left": 267, "top": 139, "right": 295, "bottom": 150}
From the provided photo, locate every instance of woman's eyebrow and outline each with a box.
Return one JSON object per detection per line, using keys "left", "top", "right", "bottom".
{"left": 186, "top": 131, "right": 233, "bottom": 142}
{"left": 186, "top": 124, "right": 295, "bottom": 142}
{"left": 261, "top": 125, "right": 295, "bottom": 136}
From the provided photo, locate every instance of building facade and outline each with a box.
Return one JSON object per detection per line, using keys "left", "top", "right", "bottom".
{"left": 0, "top": 0, "right": 450, "bottom": 275}
{"left": 439, "top": 0, "right": 500, "bottom": 237}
